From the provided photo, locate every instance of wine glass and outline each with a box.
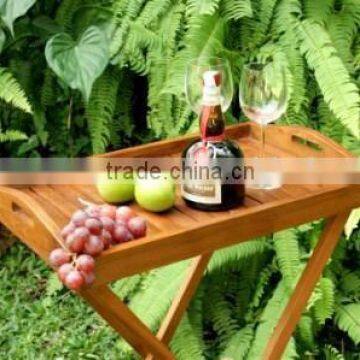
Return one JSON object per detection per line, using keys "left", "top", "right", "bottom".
{"left": 239, "top": 62, "right": 288, "bottom": 189}
{"left": 185, "top": 57, "right": 234, "bottom": 115}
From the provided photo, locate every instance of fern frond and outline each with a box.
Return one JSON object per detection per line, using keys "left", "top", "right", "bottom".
{"left": 323, "top": 345, "right": 345, "bottom": 360}
{"left": 313, "top": 277, "right": 335, "bottom": 325}
{"left": 55, "top": 0, "right": 81, "bottom": 30}
{"left": 247, "top": 281, "right": 296, "bottom": 359}
{"left": 303, "top": 0, "right": 334, "bottom": 24}
{"left": 112, "top": 274, "right": 144, "bottom": 300}
{"left": 327, "top": 0, "right": 360, "bottom": 68}
{"left": 296, "top": 20, "right": 360, "bottom": 138}
{"left": 307, "top": 281, "right": 324, "bottom": 311}
{"left": 137, "top": 0, "right": 174, "bottom": 26}
{"left": 253, "top": 0, "right": 278, "bottom": 47}
{"left": 117, "top": 261, "right": 190, "bottom": 355}
{"left": 0, "top": 130, "right": 27, "bottom": 143}
{"left": 340, "top": 271, "right": 360, "bottom": 298}
{"left": 187, "top": 286, "right": 205, "bottom": 346}
{"left": 164, "top": 14, "right": 225, "bottom": 96}
{"left": 187, "top": 0, "right": 221, "bottom": 16}
{"left": 41, "top": 69, "right": 57, "bottom": 108}
{"left": 205, "top": 280, "right": 238, "bottom": 346}
{"left": 110, "top": 71, "right": 135, "bottom": 147}
{"left": 170, "top": 314, "right": 205, "bottom": 360}
{"left": 272, "top": 0, "right": 302, "bottom": 35}
{"left": 220, "top": 0, "right": 253, "bottom": 21}
{"left": 110, "top": 0, "right": 146, "bottom": 57}
{"left": 273, "top": 229, "right": 301, "bottom": 290}
{"left": 335, "top": 303, "right": 360, "bottom": 345}
{"left": 129, "top": 261, "right": 190, "bottom": 330}
{"left": 279, "top": 31, "right": 309, "bottom": 117}
{"left": 207, "top": 238, "right": 269, "bottom": 273}
{"left": 219, "top": 325, "right": 254, "bottom": 360}
{"left": 247, "top": 264, "right": 275, "bottom": 312}
{"left": 0, "top": 68, "right": 32, "bottom": 113}
{"left": 296, "top": 315, "right": 315, "bottom": 350}
{"left": 85, "top": 68, "right": 119, "bottom": 154}
{"left": 318, "top": 99, "right": 360, "bottom": 153}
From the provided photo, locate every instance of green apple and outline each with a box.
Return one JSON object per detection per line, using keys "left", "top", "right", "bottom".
{"left": 96, "top": 172, "right": 134, "bottom": 204}
{"left": 135, "top": 172, "right": 176, "bottom": 212}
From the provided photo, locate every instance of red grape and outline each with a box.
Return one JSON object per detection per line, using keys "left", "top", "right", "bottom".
{"left": 100, "top": 216, "right": 115, "bottom": 233}
{"left": 84, "top": 235, "right": 104, "bottom": 256}
{"left": 71, "top": 210, "right": 88, "bottom": 226}
{"left": 65, "top": 270, "right": 84, "bottom": 290}
{"left": 128, "top": 217, "right": 147, "bottom": 238}
{"left": 116, "top": 206, "right": 135, "bottom": 223}
{"left": 76, "top": 254, "right": 95, "bottom": 273}
{"left": 100, "top": 229, "right": 112, "bottom": 249}
{"left": 65, "top": 233, "right": 86, "bottom": 254}
{"left": 85, "top": 205, "right": 101, "bottom": 218}
{"left": 85, "top": 218, "right": 103, "bottom": 235}
{"left": 58, "top": 263, "right": 74, "bottom": 282}
{"left": 49, "top": 248, "right": 71, "bottom": 267}
{"left": 115, "top": 218, "right": 126, "bottom": 227}
{"left": 60, "top": 222, "right": 76, "bottom": 239}
{"left": 113, "top": 224, "right": 134, "bottom": 244}
{"left": 74, "top": 227, "right": 90, "bottom": 240}
{"left": 100, "top": 205, "right": 117, "bottom": 220}
{"left": 81, "top": 271, "right": 95, "bottom": 286}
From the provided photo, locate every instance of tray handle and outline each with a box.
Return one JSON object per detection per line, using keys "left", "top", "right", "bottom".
{"left": 291, "top": 134, "right": 323, "bottom": 152}
{"left": 0, "top": 187, "right": 62, "bottom": 260}
{"left": 250, "top": 123, "right": 351, "bottom": 157}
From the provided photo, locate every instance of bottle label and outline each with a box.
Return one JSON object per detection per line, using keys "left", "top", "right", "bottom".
{"left": 181, "top": 177, "right": 222, "bottom": 204}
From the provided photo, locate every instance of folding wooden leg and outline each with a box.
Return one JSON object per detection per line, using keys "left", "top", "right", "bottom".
{"left": 146, "top": 253, "right": 213, "bottom": 360}
{"left": 80, "top": 253, "right": 212, "bottom": 360}
{"left": 80, "top": 285, "right": 174, "bottom": 359}
{"left": 263, "top": 211, "right": 350, "bottom": 360}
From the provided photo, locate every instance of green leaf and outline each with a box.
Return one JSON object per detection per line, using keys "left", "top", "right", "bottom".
{"left": 335, "top": 303, "right": 360, "bottom": 345}
{"left": 296, "top": 20, "right": 360, "bottom": 139}
{"left": 188, "top": 0, "right": 221, "bottom": 16}
{"left": 45, "top": 26, "right": 110, "bottom": 101}
{"left": 0, "top": 0, "right": 36, "bottom": 35}
{"left": 0, "top": 130, "right": 27, "bottom": 142}
{"left": 0, "top": 67, "right": 32, "bottom": 113}
{"left": 0, "top": 28, "right": 5, "bottom": 53}
{"left": 313, "top": 277, "right": 335, "bottom": 325}
{"left": 220, "top": 325, "right": 254, "bottom": 360}
{"left": 273, "top": 229, "right": 301, "bottom": 290}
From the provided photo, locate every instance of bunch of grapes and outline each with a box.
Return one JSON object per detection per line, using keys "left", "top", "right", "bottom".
{"left": 49, "top": 204, "right": 147, "bottom": 290}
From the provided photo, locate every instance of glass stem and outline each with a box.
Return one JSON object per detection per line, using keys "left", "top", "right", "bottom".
{"left": 260, "top": 123, "right": 266, "bottom": 158}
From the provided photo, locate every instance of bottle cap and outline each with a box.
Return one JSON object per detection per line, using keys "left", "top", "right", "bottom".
{"left": 202, "top": 71, "right": 221, "bottom": 105}
{"left": 203, "top": 71, "right": 221, "bottom": 87}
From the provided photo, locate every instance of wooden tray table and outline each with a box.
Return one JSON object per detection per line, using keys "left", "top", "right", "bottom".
{"left": 0, "top": 123, "right": 359, "bottom": 360}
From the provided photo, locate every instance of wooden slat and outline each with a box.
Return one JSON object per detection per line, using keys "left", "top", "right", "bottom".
{"left": 24, "top": 188, "right": 68, "bottom": 226}
{"left": 31, "top": 185, "right": 77, "bottom": 217}
{"left": 94, "top": 185, "right": 359, "bottom": 284}
{"left": 263, "top": 211, "right": 350, "bottom": 359}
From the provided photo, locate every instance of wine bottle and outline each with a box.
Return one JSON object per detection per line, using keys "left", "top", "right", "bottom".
{"left": 181, "top": 70, "right": 245, "bottom": 211}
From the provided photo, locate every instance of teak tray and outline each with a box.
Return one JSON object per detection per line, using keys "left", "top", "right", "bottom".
{"left": 0, "top": 122, "right": 359, "bottom": 359}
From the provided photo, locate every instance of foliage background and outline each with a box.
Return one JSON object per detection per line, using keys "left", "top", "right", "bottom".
{"left": 0, "top": 0, "right": 359, "bottom": 359}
